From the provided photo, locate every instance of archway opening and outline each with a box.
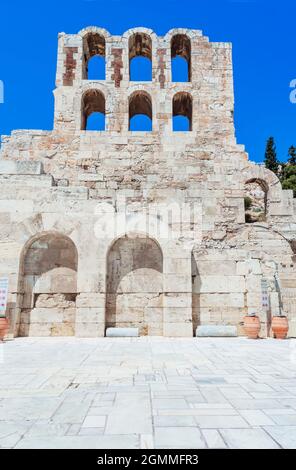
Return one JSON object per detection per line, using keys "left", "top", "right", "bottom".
{"left": 244, "top": 178, "right": 268, "bottom": 223}
{"left": 129, "top": 33, "right": 152, "bottom": 81}
{"left": 171, "top": 34, "right": 191, "bottom": 82}
{"left": 18, "top": 233, "right": 78, "bottom": 337}
{"left": 129, "top": 91, "right": 152, "bottom": 131}
{"left": 172, "top": 92, "right": 192, "bottom": 131}
{"left": 81, "top": 89, "right": 105, "bottom": 130}
{"left": 106, "top": 235, "right": 163, "bottom": 335}
{"left": 83, "top": 33, "right": 106, "bottom": 80}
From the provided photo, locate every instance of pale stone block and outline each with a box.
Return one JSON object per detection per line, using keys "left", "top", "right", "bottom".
{"left": 163, "top": 307, "right": 192, "bottom": 323}
{"left": 197, "top": 260, "right": 237, "bottom": 276}
{"left": 200, "top": 293, "right": 244, "bottom": 308}
{"left": 164, "top": 293, "right": 192, "bottom": 308}
{"left": 196, "top": 325, "right": 237, "bottom": 337}
{"left": 106, "top": 327, "right": 139, "bottom": 337}
{"left": 75, "top": 322, "right": 105, "bottom": 337}
{"left": 245, "top": 275, "right": 262, "bottom": 292}
{"left": 0, "top": 160, "right": 43, "bottom": 175}
{"left": 76, "top": 307, "right": 104, "bottom": 323}
{"left": 199, "top": 276, "right": 245, "bottom": 293}
{"left": 76, "top": 293, "right": 105, "bottom": 308}
{"left": 163, "top": 274, "right": 192, "bottom": 293}
{"left": 163, "top": 258, "right": 191, "bottom": 274}
{"left": 163, "top": 322, "right": 193, "bottom": 337}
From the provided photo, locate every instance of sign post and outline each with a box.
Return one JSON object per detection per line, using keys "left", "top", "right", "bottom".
{"left": 0, "top": 278, "right": 9, "bottom": 317}
{"left": 261, "top": 278, "right": 271, "bottom": 337}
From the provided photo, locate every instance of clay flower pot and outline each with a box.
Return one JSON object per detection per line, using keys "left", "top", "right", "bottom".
{"left": 0, "top": 317, "right": 9, "bottom": 341}
{"left": 271, "top": 316, "right": 289, "bottom": 339}
{"left": 243, "top": 315, "right": 261, "bottom": 339}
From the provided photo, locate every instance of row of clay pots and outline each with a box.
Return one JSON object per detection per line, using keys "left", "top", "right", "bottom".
{"left": 243, "top": 314, "right": 289, "bottom": 339}
{"left": 0, "top": 317, "right": 9, "bottom": 342}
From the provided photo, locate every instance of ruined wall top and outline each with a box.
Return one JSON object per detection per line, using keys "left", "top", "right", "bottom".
{"left": 52, "top": 26, "right": 235, "bottom": 139}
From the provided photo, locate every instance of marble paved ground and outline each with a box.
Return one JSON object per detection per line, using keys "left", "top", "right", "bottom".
{"left": 1, "top": 337, "right": 296, "bottom": 449}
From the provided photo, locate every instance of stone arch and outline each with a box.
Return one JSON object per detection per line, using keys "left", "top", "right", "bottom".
{"left": 18, "top": 232, "right": 78, "bottom": 337}
{"left": 241, "top": 165, "right": 283, "bottom": 202}
{"left": 128, "top": 31, "right": 152, "bottom": 81}
{"left": 106, "top": 233, "right": 164, "bottom": 335}
{"left": 172, "top": 91, "right": 193, "bottom": 131}
{"left": 244, "top": 178, "right": 268, "bottom": 223}
{"left": 81, "top": 88, "right": 106, "bottom": 130}
{"left": 82, "top": 31, "right": 106, "bottom": 80}
{"left": 171, "top": 34, "right": 191, "bottom": 82}
{"left": 241, "top": 164, "right": 284, "bottom": 222}
{"left": 128, "top": 90, "right": 152, "bottom": 130}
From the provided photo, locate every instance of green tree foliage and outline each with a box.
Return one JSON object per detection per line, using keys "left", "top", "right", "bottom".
{"left": 279, "top": 147, "right": 296, "bottom": 197}
{"left": 282, "top": 174, "right": 296, "bottom": 197}
{"left": 288, "top": 146, "right": 296, "bottom": 165}
{"left": 264, "top": 137, "right": 279, "bottom": 174}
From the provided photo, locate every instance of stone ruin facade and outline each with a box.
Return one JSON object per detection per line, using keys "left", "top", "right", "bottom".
{"left": 1, "top": 26, "right": 296, "bottom": 338}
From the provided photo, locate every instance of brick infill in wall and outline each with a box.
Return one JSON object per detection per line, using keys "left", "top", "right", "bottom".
{"left": 111, "top": 48, "right": 123, "bottom": 87}
{"left": 157, "top": 48, "right": 166, "bottom": 89}
{"left": 63, "top": 47, "right": 78, "bottom": 86}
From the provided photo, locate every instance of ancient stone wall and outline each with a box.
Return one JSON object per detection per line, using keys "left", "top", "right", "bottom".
{"left": 1, "top": 27, "right": 296, "bottom": 338}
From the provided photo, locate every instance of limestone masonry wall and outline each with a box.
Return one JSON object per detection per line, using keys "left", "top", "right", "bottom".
{"left": 1, "top": 26, "right": 296, "bottom": 338}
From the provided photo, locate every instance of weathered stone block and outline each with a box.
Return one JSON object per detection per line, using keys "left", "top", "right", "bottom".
{"left": 106, "top": 327, "right": 139, "bottom": 337}
{"left": 196, "top": 325, "right": 238, "bottom": 337}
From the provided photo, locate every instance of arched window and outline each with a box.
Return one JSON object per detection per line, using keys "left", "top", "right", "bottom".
{"left": 171, "top": 34, "right": 191, "bottom": 82}
{"left": 129, "top": 91, "right": 152, "bottom": 131}
{"left": 244, "top": 178, "right": 268, "bottom": 223}
{"left": 83, "top": 33, "right": 106, "bottom": 80}
{"left": 172, "top": 92, "right": 192, "bottom": 131}
{"left": 81, "top": 89, "right": 105, "bottom": 131}
{"left": 129, "top": 33, "right": 152, "bottom": 81}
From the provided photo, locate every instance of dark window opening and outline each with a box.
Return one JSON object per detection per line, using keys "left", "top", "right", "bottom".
{"left": 129, "top": 91, "right": 152, "bottom": 131}
{"left": 171, "top": 34, "right": 191, "bottom": 82}
{"left": 81, "top": 89, "right": 105, "bottom": 131}
{"left": 172, "top": 92, "right": 192, "bottom": 131}
{"left": 83, "top": 33, "right": 106, "bottom": 80}
{"left": 129, "top": 33, "right": 152, "bottom": 81}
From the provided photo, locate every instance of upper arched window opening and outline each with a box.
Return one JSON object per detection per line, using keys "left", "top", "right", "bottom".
{"left": 81, "top": 89, "right": 105, "bottom": 131}
{"left": 129, "top": 91, "right": 152, "bottom": 131}
{"left": 172, "top": 92, "right": 192, "bottom": 131}
{"left": 83, "top": 33, "right": 106, "bottom": 80}
{"left": 129, "top": 33, "right": 152, "bottom": 81}
{"left": 171, "top": 34, "right": 191, "bottom": 82}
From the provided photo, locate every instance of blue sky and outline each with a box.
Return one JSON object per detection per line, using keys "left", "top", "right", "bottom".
{"left": 0, "top": 0, "right": 295, "bottom": 162}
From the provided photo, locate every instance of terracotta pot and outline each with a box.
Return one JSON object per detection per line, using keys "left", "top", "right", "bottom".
{"left": 271, "top": 316, "right": 289, "bottom": 339}
{"left": 243, "top": 315, "right": 261, "bottom": 339}
{"left": 0, "top": 317, "right": 9, "bottom": 341}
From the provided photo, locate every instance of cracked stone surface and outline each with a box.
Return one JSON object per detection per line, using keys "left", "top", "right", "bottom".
{"left": 1, "top": 336, "right": 296, "bottom": 449}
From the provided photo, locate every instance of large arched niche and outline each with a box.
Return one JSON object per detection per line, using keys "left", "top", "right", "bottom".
{"left": 106, "top": 234, "right": 163, "bottom": 335}
{"left": 18, "top": 232, "right": 78, "bottom": 337}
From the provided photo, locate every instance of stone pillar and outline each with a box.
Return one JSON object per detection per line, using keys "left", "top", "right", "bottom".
{"left": 163, "top": 244, "right": 193, "bottom": 337}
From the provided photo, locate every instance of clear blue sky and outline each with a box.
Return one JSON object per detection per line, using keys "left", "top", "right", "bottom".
{"left": 0, "top": 0, "right": 295, "bottom": 162}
